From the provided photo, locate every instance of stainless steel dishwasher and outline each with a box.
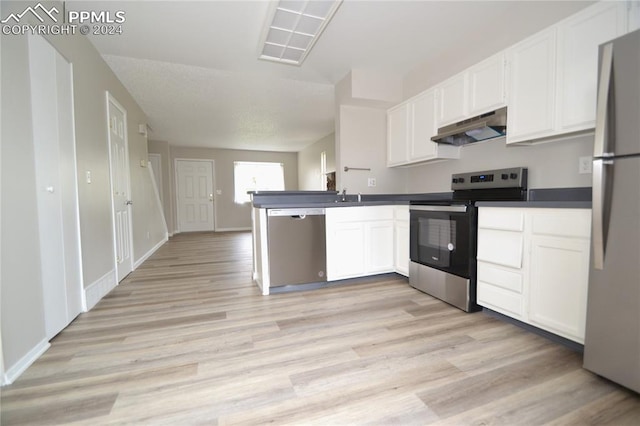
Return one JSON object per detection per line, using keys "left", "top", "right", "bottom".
{"left": 267, "top": 208, "right": 326, "bottom": 287}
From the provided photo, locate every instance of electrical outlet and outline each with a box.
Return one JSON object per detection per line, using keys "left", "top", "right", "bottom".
{"left": 579, "top": 156, "right": 592, "bottom": 174}
{"left": 368, "top": 178, "right": 376, "bottom": 187}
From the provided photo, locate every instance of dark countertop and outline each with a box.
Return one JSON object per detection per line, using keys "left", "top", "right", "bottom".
{"left": 251, "top": 191, "right": 452, "bottom": 208}
{"left": 251, "top": 188, "right": 592, "bottom": 209}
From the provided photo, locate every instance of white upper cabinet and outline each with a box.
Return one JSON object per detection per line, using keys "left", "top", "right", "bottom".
{"left": 387, "top": 89, "right": 459, "bottom": 167}
{"left": 436, "top": 52, "right": 506, "bottom": 127}
{"left": 468, "top": 52, "right": 507, "bottom": 116}
{"left": 556, "top": 1, "right": 628, "bottom": 134}
{"left": 390, "top": 1, "right": 634, "bottom": 151}
{"left": 508, "top": 1, "right": 628, "bottom": 144}
{"left": 507, "top": 27, "right": 558, "bottom": 143}
{"left": 436, "top": 73, "right": 468, "bottom": 126}
{"left": 386, "top": 103, "right": 410, "bottom": 166}
{"left": 410, "top": 89, "right": 438, "bottom": 161}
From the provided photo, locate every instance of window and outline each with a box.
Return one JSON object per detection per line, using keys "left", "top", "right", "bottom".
{"left": 234, "top": 161, "right": 284, "bottom": 203}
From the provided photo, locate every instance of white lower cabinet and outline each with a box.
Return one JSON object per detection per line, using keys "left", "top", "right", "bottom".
{"left": 366, "top": 221, "right": 395, "bottom": 274}
{"left": 326, "top": 206, "right": 395, "bottom": 281}
{"left": 394, "top": 206, "right": 410, "bottom": 277}
{"left": 528, "top": 235, "right": 590, "bottom": 342}
{"left": 477, "top": 207, "right": 591, "bottom": 343}
{"left": 327, "top": 221, "right": 367, "bottom": 280}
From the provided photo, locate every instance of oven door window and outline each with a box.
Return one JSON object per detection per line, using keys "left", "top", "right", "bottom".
{"left": 419, "top": 217, "right": 456, "bottom": 268}
{"left": 410, "top": 210, "right": 471, "bottom": 278}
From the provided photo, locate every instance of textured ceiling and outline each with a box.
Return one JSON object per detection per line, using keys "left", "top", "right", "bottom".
{"left": 76, "top": 0, "right": 594, "bottom": 152}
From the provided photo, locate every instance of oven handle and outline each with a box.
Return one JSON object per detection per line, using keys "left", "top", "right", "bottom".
{"left": 410, "top": 205, "right": 468, "bottom": 213}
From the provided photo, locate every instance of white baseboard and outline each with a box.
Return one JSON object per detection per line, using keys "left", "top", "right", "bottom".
{"left": 133, "top": 235, "right": 168, "bottom": 269}
{"left": 84, "top": 269, "right": 117, "bottom": 311}
{"left": 2, "top": 339, "right": 50, "bottom": 386}
{"left": 215, "top": 227, "right": 251, "bottom": 232}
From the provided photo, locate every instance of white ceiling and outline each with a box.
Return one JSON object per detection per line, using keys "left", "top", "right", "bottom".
{"left": 77, "top": 0, "right": 594, "bottom": 152}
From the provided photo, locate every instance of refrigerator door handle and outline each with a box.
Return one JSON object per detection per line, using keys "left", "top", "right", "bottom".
{"left": 592, "top": 158, "right": 611, "bottom": 270}
{"left": 594, "top": 42, "right": 614, "bottom": 158}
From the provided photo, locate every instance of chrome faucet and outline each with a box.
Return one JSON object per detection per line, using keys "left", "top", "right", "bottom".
{"left": 358, "top": 192, "right": 362, "bottom": 203}
{"left": 341, "top": 188, "right": 347, "bottom": 202}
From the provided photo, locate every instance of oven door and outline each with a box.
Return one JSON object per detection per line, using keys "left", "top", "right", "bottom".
{"left": 410, "top": 204, "right": 475, "bottom": 278}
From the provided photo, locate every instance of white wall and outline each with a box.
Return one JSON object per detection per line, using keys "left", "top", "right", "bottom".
{"left": 298, "top": 133, "right": 335, "bottom": 190}
{"left": 337, "top": 105, "right": 407, "bottom": 194}
{"left": 406, "top": 136, "right": 593, "bottom": 193}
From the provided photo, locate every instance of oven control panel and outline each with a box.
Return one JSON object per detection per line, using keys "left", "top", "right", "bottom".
{"left": 451, "top": 167, "right": 527, "bottom": 190}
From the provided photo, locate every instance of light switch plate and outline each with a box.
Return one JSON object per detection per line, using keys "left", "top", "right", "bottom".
{"left": 579, "top": 156, "right": 592, "bottom": 174}
{"left": 368, "top": 178, "right": 376, "bottom": 187}
{"left": 85, "top": 171, "right": 92, "bottom": 184}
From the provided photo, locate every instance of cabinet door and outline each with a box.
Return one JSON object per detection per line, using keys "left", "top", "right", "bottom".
{"left": 556, "top": 2, "right": 627, "bottom": 133}
{"left": 468, "top": 52, "right": 506, "bottom": 116}
{"left": 366, "top": 221, "right": 395, "bottom": 274}
{"left": 326, "top": 221, "right": 366, "bottom": 280}
{"left": 410, "top": 89, "right": 438, "bottom": 161}
{"left": 394, "top": 219, "right": 410, "bottom": 276}
{"left": 437, "top": 73, "right": 468, "bottom": 126}
{"left": 507, "top": 28, "right": 557, "bottom": 144}
{"left": 387, "top": 103, "right": 410, "bottom": 166}
{"left": 528, "top": 235, "right": 590, "bottom": 343}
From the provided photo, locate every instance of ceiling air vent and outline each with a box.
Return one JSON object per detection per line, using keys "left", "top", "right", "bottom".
{"left": 258, "top": 0, "right": 343, "bottom": 66}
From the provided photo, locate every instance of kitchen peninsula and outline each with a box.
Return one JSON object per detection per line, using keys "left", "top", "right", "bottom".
{"left": 250, "top": 190, "right": 452, "bottom": 296}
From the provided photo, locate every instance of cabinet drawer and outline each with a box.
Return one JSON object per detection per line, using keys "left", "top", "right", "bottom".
{"left": 326, "top": 206, "right": 394, "bottom": 222}
{"left": 530, "top": 210, "right": 591, "bottom": 238}
{"left": 478, "top": 208, "right": 525, "bottom": 231}
{"left": 477, "top": 229, "right": 524, "bottom": 268}
{"left": 477, "top": 262, "right": 523, "bottom": 293}
{"left": 477, "top": 282, "right": 524, "bottom": 318}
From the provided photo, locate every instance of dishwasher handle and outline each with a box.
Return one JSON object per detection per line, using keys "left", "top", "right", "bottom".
{"left": 268, "top": 208, "right": 325, "bottom": 217}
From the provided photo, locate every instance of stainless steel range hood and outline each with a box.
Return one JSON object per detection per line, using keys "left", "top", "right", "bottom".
{"left": 432, "top": 107, "right": 507, "bottom": 146}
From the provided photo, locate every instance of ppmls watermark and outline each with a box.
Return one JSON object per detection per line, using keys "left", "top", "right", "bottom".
{"left": 1, "top": 2, "right": 126, "bottom": 36}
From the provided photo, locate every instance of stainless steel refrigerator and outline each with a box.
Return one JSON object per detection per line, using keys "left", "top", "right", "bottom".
{"left": 583, "top": 29, "right": 640, "bottom": 394}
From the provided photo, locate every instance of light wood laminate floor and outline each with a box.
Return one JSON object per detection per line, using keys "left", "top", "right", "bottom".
{"left": 2, "top": 231, "right": 639, "bottom": 425}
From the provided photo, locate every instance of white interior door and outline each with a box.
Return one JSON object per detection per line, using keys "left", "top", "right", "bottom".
{"left": 28, "top": 34, "right": 84, "bottom": 338}
{"left": 107, "top": 95, "right": 133, "bottom": 282}
{"left": 176, "top": 160, "right": 214, "bottom": 232}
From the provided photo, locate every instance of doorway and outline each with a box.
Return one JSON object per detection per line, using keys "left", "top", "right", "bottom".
{"left": 28, "top": 34, "right": 84, "bottom": 338}
{"left": 175, "top": 159, "right": 215, "bottom": 232}
{"left": 106, "top": 94, "right": 134, "bottom": 282}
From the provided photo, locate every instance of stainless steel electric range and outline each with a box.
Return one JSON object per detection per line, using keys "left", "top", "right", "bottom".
{"left": 409, "top": 167, "right": 528, "bottom": 312}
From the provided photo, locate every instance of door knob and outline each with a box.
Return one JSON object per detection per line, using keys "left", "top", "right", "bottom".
{"left": 125, "top": 200, "right": 133, "bottom": 205}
